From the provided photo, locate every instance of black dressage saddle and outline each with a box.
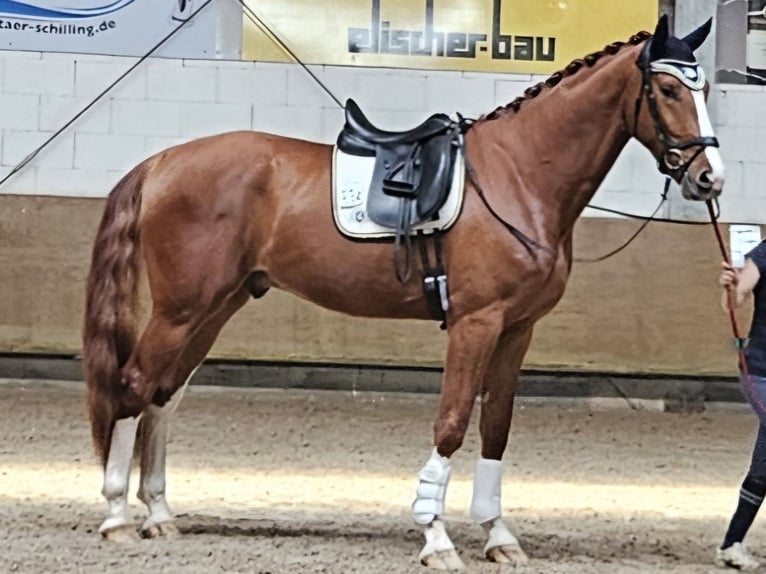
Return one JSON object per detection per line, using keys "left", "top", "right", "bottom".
{"left": 336, "top": 98, "right": 462, "bottom": 233}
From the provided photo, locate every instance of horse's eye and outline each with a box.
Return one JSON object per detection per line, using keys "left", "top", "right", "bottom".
{"left": 660, "top": 85, "right": 677, "bottom": 99}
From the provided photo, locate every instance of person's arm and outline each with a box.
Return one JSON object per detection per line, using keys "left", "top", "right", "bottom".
{"left": 719, "top": 258, "right": 760, "bottom": 311}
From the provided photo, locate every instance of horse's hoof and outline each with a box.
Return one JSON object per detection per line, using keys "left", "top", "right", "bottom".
{"left": 486, "top": 543, "right": 528, "bottom": 566}
{"left": 141, "top": 521, "right": 180, "bottom": 539}
{"left": 420, "top": 549, "right": 466, "bottom": 570}
{"left": 101, "top": 525, "right": 139, "bottom": 543}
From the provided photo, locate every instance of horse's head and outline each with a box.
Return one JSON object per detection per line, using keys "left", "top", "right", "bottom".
{"left": 630, "top": 15, "right": 723, "bottom": 201}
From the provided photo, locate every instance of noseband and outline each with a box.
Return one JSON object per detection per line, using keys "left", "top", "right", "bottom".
{"left": 633, "top": 39, "right": 719, "bottom": 178}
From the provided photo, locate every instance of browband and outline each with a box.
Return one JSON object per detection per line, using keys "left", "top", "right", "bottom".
{"left": 650, "top": 58, "right": 706, "bottom": 91}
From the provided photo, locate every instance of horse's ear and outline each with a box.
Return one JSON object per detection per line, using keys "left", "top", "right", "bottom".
{"left": 649, "top": 14, "right": 670, "bottom": 61}
{"left": 681, "top": 17, "right": 713, "bottom": 52}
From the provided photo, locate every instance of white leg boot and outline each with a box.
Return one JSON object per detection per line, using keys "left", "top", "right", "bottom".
{"left": 470, "top": 457, "right": 528, "bottom": 566}
{"left": 412, "top": 448, "right": 464, "bottom": 570}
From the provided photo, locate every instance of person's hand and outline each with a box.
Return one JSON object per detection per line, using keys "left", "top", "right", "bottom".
{"left": 719, "top": 261, "right": 738, "bottom": 289}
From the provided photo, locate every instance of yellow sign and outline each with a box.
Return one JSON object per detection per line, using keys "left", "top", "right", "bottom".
{"left": 242, "top": 0, "right": 658, "bottom": 74}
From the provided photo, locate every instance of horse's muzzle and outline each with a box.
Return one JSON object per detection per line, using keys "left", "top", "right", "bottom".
{"left": 680, "top": 168, "right": 723, "bottom": 201}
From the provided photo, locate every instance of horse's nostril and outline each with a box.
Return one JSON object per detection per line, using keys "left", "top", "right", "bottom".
{"left": 695, "top": 170, "right": 713, "bottom": 188}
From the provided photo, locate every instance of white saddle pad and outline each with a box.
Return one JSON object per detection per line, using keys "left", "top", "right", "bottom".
{"left": 331, "top": 146, "right": 465, "bottom": 239}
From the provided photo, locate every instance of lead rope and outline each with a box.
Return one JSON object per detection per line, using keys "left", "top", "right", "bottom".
{"left": 707, "top": 200, "right": 766, "bottom": 417}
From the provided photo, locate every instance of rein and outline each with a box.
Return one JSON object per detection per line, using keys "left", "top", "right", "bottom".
{"left": 575, "top": 179, "right": 672, "bottom": 263}
{"left": 574, "top": 179, "right": 720, "bottom": 263}
{"left": 463, "top": 146, "right": 718, "bottom": 265}
{"left": 460, "top": 147, "right": 556, "bottom": 259}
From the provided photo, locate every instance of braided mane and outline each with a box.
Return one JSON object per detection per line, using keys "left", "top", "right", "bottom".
{"left": 480, "top": 31, "right": 652, "bottom": 122}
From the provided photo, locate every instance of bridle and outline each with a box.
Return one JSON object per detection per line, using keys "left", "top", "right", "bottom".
{"left": 574, "top": 37, "right": 724, "bottom": 264}
{"left": 632, "top": 38, "right": 720, "bottom": 180}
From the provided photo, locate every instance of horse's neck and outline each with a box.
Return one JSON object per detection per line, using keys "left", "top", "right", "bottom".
{"left": 472, "top": 49, "right": 636, "bottom": 248}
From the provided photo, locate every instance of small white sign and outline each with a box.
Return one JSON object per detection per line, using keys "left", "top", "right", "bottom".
{"left": 730, "top": 224, "right": 762, "bottom": 268}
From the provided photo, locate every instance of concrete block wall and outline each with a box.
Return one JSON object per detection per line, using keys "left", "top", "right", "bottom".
{"left": 0, "top": 29, "right": 763, "bottom": 223}
{"left": 709, "top": 84, "right": 766, "bottom": 224}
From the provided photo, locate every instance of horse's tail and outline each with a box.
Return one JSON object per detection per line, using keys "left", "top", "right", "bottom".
{"left": 82, "top": 163, "right": 146, "bottom": 467}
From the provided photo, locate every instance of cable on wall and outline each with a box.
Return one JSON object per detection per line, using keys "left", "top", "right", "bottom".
{"left": 0, "top": 0, "right": 217, "bottom": 190}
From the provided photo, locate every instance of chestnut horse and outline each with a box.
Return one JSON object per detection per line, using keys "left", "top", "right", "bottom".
{"left": 83, "top": 16, "right": 723, "bottom": 570}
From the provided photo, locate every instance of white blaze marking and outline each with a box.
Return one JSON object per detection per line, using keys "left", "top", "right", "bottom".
{"left": 691, "top": 90, "right": 725, "bottom": 184}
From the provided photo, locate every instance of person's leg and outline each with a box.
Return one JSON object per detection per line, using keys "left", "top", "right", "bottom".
{"left": 721, "top": 423, "right": 766, "bottom": 548}
{"left": 716, "top": 373, "right": 766, "bottom": 570}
